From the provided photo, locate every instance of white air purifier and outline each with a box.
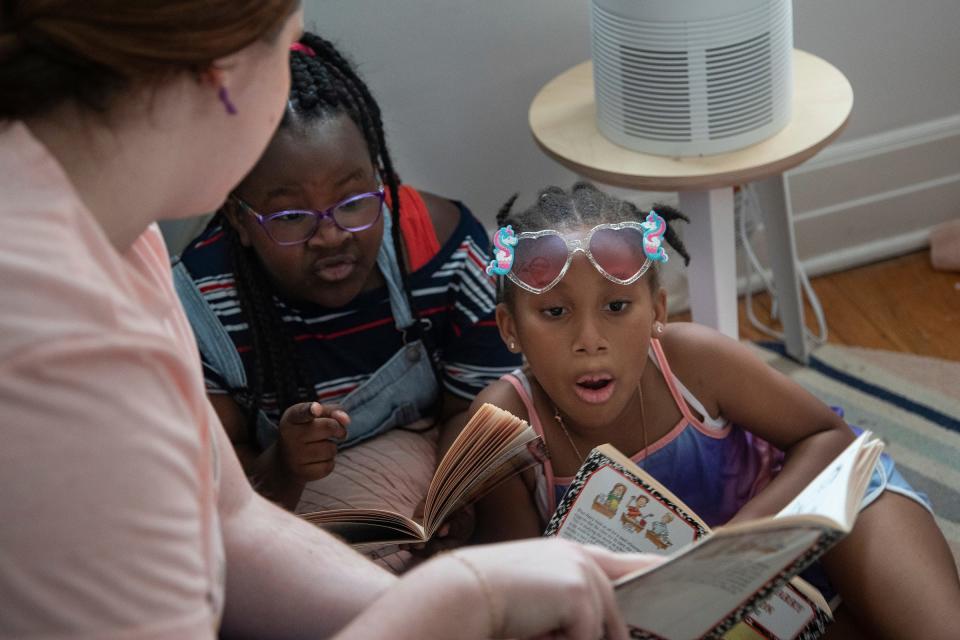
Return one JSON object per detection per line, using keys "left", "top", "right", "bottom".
{"left": 591, "top": 0, "right": 793, "bottom": 157}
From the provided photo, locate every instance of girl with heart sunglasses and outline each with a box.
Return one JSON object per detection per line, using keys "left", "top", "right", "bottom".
{"left": 466, "top": 181, "right": 959, "bottom": 639}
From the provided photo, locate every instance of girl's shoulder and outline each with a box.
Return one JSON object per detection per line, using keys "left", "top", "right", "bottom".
{"left": 470, "top": 374, "right": 531, "bottom": 424}
{"left": 658, "top": 321, "right": 777, "bottom": 417}
{"left": 658, "top": 321, "right": 723, "bottom": 360}
{"left": 657, "top": 322, "right": 733, "bottom": 418}
{"left": 660, "top": 321, "right": 766, "bottom": 370}
{"left": 397, "top": 186, "right": 482, "bottom": 273}
{"left": 399, "top": 186, "right": 494, "bottom": 279}
{"left": 418, "top": 190, "right": 462, "bottom": 246}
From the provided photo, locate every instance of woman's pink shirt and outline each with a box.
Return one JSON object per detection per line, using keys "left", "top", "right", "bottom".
{"left": 0, "top": 122, "right": 224, "bottom": 638}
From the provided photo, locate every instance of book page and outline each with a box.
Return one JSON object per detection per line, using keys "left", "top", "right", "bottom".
{"left": 424, "top": 403, "right": 542, "bottom": 534}
{"left": 548, "top": 446, "right": 832, "bottom": 640}
{"left": 549, "top": 461, "right": 703, "bottom": 553}
{"left": 301, "top": 403, "right": 541, "bottom": 546}
{"left": 775, "top": 431, "right": 882, "bottom": 530}
{"left": 301, "top": 510, "right": 425, "bottom": 546}
{"left": 615, "top": 524, "right": 827, "bottom": 639}
{"left": 427, "top": 438, "right": 547, "bottom": 536}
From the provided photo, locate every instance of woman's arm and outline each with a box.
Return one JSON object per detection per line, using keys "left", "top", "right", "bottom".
{"left": 216, "top": 415, "right": 396, "bottom": 639}
{"left": 662, "top": 323, "right": 853, "bottom": 522}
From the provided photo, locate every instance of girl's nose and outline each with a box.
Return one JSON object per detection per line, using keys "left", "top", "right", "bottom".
{"left": 573, "top": 313, "right": 609, "bottom": 355}
{"left": 306, "top": 216, "right": 349, "bottom": 248}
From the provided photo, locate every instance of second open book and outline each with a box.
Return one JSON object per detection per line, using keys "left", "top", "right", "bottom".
{"left": 545, "top": 431, "right": 884, "bottom": 640}
{"left": 300, "top": 403, "right": 545, "bottom": 547}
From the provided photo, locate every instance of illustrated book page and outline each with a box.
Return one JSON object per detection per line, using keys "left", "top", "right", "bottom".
{"left": 546, "top": 432, "right": 882, "bottom": 639}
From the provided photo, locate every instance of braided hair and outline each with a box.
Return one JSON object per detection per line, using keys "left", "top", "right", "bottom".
{"left": 221, "top": 32, "right": 412, "bottom": 433}
{"left": 495, "top": 182, "right": 691, "bottom": 304}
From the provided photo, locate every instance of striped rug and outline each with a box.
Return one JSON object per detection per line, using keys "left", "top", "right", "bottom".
{"left": 752, "top": 342, "right": 960, "bottom": 570}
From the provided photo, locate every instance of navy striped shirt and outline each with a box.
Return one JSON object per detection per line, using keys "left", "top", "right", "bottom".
{"left": 178, "top": 201, "right": 520, "bottom": 423}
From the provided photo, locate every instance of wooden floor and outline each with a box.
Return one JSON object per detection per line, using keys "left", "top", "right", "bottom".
{"left": 669, "top": 250, "right": 960, "bottom": 362}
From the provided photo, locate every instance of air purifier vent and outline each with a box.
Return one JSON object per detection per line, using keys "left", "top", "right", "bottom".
{"left": 591, "top": 0, "right": 793, "bottom": 156}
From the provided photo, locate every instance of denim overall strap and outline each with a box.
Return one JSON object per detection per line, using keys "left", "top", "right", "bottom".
{"left": 172, "top": 259, "right": 278, "bottom": 442}
{"left": 172, "top": 258, "right": 248, "bottom": 390}
{"left": 376, "top": 206, "right": 416, "bottom": 331}
{"left": 306, "top": 204, "right": 441, "bottom": 450}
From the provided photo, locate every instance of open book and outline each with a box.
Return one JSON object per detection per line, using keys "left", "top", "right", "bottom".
{"left": 301, "top": 403, "right": 545, "bottom": 547}
{"left": 545, "top": 431, "right": 884, "bottom": 640}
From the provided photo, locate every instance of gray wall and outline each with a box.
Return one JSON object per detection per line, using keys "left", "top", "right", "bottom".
{"left": 303, "top": 0, "right": 960, "bottom": 226}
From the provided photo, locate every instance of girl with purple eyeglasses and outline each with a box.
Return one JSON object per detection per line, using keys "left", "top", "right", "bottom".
{"left": 174, "top": 32, "right": 519, "bottom": 570}
{"left": 465, "top": 181, "right": 960, "bottom": 638}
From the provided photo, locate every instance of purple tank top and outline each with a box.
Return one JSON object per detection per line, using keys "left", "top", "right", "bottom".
{"left": 551, "top": 425, "right": 781, "bottom": 527}
{"left": 507, "top": 339, "right": 783, "bottom": 528}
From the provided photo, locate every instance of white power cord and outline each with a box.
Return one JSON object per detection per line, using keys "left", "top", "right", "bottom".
{"left": 737, "top": 183, "right": 828, "bottom": 346}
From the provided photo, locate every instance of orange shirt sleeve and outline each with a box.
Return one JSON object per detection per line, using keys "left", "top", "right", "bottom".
{"left": 386, "top": 185, "right": 442, "bottom": 272}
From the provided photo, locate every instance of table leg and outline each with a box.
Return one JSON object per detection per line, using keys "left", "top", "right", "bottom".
{"left": 751, "top": 175, "right": 810, "bottom": 363}
{"left": 678, "top": 189, "right": 739, "bottom": 339}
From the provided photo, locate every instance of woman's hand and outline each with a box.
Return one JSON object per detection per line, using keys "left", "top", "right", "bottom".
{"left": 446, "top": 539, "right": 661, "bottom": 639}
{"left": 277, "top": 401, "right": 350, "bottom": 481}
{"left": 334, "top": 537, "right": 663, "bottom": 639}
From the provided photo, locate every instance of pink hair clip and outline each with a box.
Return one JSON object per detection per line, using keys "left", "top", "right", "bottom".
{"left": 290, "top": 43, "right": 316, "bottom": 57}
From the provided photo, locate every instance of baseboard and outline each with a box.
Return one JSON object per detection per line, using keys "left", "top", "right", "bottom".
{"left": 800, "top": 227, "right": 932, "bottom": 277}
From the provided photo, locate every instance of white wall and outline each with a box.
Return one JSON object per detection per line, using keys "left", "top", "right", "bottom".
{"left": 303, "top": 0, "right": 960, "bottom": 225}
{"left": 165, "top": 1, "right": 960, "bottom": 298}
{"left": 302, "top": 0, "right": 589, "bottom": 225}
{"left": 793, "top": 0, "right": 960, "bottom": 138}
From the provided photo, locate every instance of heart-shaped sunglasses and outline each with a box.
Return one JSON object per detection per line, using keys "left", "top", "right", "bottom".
{"left": 486, "top": 211, "right": 669, "bottom": 294}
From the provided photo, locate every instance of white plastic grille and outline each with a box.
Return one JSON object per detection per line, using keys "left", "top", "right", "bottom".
{"left": 591, "top": 0, "right": 793, "bottom": 156}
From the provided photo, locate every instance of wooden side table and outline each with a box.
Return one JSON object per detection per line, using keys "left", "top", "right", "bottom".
{"left": 529, "top": 49, "right": 853, "bottom": 362}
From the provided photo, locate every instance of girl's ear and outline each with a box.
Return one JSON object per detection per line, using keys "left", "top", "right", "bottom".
{"left": 495, "top": 303, "right": 521, "bottom": 353}
{"left": 654, "top": 287, "right": 668, "bottom": 322}
{"left": 223, "top": 200, "right": 254, "bottom": 247}
{"left": 650, "top": 287, "right": 668, "bottom": 338}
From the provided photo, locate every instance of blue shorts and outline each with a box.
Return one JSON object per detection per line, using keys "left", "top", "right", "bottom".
{"left": 861, "top": 447, "right": 932, "bottom": 513}
{"left": 801, "top": 442, "right": 932, "bottom": 607}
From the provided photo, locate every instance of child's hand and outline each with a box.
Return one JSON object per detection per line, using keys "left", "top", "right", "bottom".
{"left": 407, "top": 502, "right": 476, "bottom": 557}
{"left": 277, "top": 401, "right": 350, "bottom": 481}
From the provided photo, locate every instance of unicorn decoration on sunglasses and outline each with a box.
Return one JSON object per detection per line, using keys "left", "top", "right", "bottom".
{"left": 640, "top": 211, "right": 669, "bottom": 263}
{"left": 486, "top": 225, "right": 519, "bottom": 276}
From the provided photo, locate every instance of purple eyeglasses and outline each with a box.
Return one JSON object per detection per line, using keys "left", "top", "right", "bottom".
{"left": 233, "top": 186, "right": 385, "bottom": 246}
